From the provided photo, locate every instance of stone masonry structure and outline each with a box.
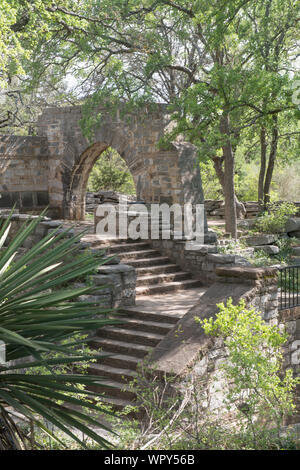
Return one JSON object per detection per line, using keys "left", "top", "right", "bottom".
{"left": 0, "top": 136, "right": 49, "bottom": 210}
{"left": 149, "top": 266, "right": 300, "bottom": 425}
{"left": 0, "top": 104, "right": 205, "bottom": 221}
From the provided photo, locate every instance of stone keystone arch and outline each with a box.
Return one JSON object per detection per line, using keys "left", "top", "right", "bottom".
{"left": 0, "top": 104, "right": 206, "bottom": 222}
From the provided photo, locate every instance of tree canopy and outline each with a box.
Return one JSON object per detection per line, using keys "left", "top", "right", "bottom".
{"left": 0, "top": 0, "right": 299, "bottom": 235}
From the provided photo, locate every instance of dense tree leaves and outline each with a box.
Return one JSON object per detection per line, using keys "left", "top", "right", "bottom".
{"left": 0, "top": 0, "right": 299, "bottom": 232}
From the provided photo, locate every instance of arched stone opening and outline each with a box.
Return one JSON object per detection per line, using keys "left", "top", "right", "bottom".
{"left": 68, "top": 142, "right": 138, "bottom": 220}
{"left": 30, "top": 105, "right": 207, "bottom": 223}
{"left": 0, "top": 105, "right": 208, "bottom": 235}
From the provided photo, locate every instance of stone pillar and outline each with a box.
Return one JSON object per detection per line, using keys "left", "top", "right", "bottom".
{"left": 93, "top": 264, "right": 136, "bottom": 307}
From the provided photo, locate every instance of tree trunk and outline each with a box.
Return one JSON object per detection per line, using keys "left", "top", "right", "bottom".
{"left": 258, "top": 126, "right": 267, "bottom": 206}
{"left": 220, "top": 113, "right": 237, "bottom": 238}
{"left": 264, "top": 117, "right": 279, "bottom": 206}
{"left": 212, "top": 156, "right": 245, "bottom": 222}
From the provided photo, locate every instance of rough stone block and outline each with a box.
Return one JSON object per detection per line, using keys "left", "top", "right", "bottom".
{"left": 286, "top": 217, "right": 300, "bottom": 234}
{"left": 254, "top": 245, "right": 279, "bottom": 255}
{"left": 245, "top": 234, "right": 276, "bottom": 246}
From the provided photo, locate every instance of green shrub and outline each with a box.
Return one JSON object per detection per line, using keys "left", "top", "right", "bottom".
{"left": 255, "top": 202, "right": 298, "bottom": 233}
{"left": 107, "top": 300, "right": 300, "bottom": 450}
{"left": 198, "top": 299, "right": 300, "bottom": 443}
{"left": 0, "top": 211, "right": 118, "bottom": 450}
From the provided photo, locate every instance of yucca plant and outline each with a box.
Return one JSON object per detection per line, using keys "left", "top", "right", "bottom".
{"left": 0, "top": 210, "right": 120, "bottom": 450}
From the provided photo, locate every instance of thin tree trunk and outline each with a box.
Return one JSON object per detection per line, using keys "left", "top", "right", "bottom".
{"left": 212, "top": 155, "right": 225, "bottom": 188}
{"left": 264, "top": 116, "right": 279, "bottom": 205}
{"left": 220, "top": 113, "right": 237, "bottom": 238}
{"left": 258, "top": 126, "right": 267, "bottom": 206}
{"left": 212, "top": 157, "right": 246, "bottom": 222}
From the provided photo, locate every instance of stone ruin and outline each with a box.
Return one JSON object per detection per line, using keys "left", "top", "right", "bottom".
{"left": 0, "top": 103, "right": 207, "bottom": 225}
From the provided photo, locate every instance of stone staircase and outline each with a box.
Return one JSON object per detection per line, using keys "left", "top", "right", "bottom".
{"left": 92, "top": 238, "right": 202, "bottom": 295}
{"left": 88, "top": 307, "right": 181, "bottom": 411}
{"left": 87, "top": 238, "right": 205, "bottom": 411}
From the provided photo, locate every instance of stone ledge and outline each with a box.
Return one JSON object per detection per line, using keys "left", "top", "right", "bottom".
{"left": 97, "top": 264, "right": 135, "bottom": 274}
{"left": 149, "top": 280, "right": 257, "bottom": 376}
{"left": 216, "top": 266, "right": 278, "bottom": 280}
{"left": 184, "top": 244, "right": 218, "bottom": 254}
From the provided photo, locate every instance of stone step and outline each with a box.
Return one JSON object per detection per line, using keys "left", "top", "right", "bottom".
{"left": 89, "top": 379, "right": 137, "bottom": 401}
{"left": 100, "top": 353, "right": 140, "bottom": 370}
{"left": 135, "top": 264, "right": 179, "bottom": 276}
{"left": 120, "top": 308, "right": 181, "bottom": 325}
{"left": 119, "top": 249, "right": 162, "bottom": 260}
{"left": 124, "top": 256, "right": 171, "bottom": 268}
{"left": 136, "top": 271, "right": 190, "bottom": 286}
{"left": 111, "top": 316, "right": 174, "bottom": 334}
{"left": 136, "top": 279, "right": 202, "bottom": 295}
{"left": 98, "top": 326, "right": 164, "bottom": 347}
{"left": 107, "top": 242, "right": 152, "bottom": 254}
{"left": 91, "top": 238, "right": 145, "bottom": 247}
{"left": 89, "top": 363, "right": 137, "bottom": 383}
{"left": 90, "top": 337, "right": 151, "bottom": 358}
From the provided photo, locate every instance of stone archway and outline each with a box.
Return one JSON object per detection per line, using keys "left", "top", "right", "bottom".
{"left": 0, "top": 103, "right": 206, "bottom": 221}
{"left": 68, "top": 143, "right": 138, "bottom": 220}
{"left": 37, "top": 104, "right": 206, "bottom": 220}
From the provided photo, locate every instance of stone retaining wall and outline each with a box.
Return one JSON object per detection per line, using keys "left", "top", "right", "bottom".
{"left": 0, "top": 212, "right": 136, "bottom": 308}
{"left": 149, "top": 266, "right": 300, "bottom": 426}
{"left": 150, "top": 238, "right": 249, "bottom": 284}
{"left": 0, "top": 136, "right": 49, "bottom": 211}
{"left": 279, "top": 306, "right": 300, "bottom": 425}
{"left": 205, "top": 199, "right": 300, "bottom": 219}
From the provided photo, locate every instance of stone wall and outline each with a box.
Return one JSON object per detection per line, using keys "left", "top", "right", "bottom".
{"left": 90, "top": 264, "right": 136, "bottom": 308}
{"left": 205, "top": 199, "right": 300, "bottom": 220}
{"left": 0, "top": 104, "right": 206, "bottom": 221}
{"left": 205, "top": 200, "right": 259, "bottom": 219}
{"left": 0, "top": 136, "right": 49, "bottom": 211}
{"left": 150, "top": 238, "right": 249, "bottom": 284}
{"left": 151, "top": 266, "right": 279, "bottom": 375}
{"left": 149, "top": 266, "right": 300, "bottom": 426}
{"left": 86, "top": 191, "right": 137, "bottom": 214}
{"left": 279, "top": 306, "right": 300, "bottom": 425}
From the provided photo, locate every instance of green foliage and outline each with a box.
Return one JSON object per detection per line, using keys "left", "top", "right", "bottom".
{"left": 255, "top": 202, "right": 298, "bottom": 233}
{"left": 272, "top": 162, "right": 300, "bottom": 202}
{"left": 274, "top": 236, "right": 298, "bottom": 265}
{"left": 197, "top": 299, "right": 300, "bottom": 440}
{"left": 234, "top": 161, "right": 259, "bottom": 201}
{"left": 247, "top": 250, "right": 276, "bottom": 268}
{"left": 218, "top": 239, "right": 247, "bottom": 254}
{"left": 1, "top": 0, "right": 299, "bottom": 231}
{"left": 0, "top": 210, "right": 119, "bottom": 449}
{"left": 200, "top": 161, "right": 222, "bottom": 200}
{"left": 88, "top": 148, "right": 136, "bottom": 195}
{"left": 104, "top": 336, "right": 300, "bottom": 450}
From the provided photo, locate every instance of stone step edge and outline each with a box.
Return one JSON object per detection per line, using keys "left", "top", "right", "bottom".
{"left": 91, "top": 337, "right": 152, "bottom": 353}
